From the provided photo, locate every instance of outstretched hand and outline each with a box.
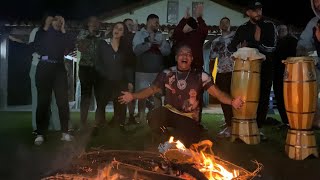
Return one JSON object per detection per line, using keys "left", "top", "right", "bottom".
{"left": 9, "top": 35, "right": 24, "bottom": 43}
{"left": 231, "top": 96, "right": 244, "bottom": 110}
{"left": 118, "top": 91, "right": 134, "bottom": 104}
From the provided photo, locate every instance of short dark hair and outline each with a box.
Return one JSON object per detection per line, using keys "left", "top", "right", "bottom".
{"left": 123, "top": 18, "right": 133, "bottom": 23}
{"left": 40, "top": 11, "right": 55, "bottom": 27}
{"left": 246, "top": 0, "right": 263, "bottom": 10}
{"left": 220, "top": 17, "right": 230, "bottom": 23}
{"left": 175, "top": 44, "right": 192, "bottom": 55}
{"left": 111, "top": 22, "right": 130, "bottom": 52}
{"left": 84, "top": 16, "right": 99, "bottom": 29}
{"left": 147, "top": 14, "right": 159, "bottom": 21}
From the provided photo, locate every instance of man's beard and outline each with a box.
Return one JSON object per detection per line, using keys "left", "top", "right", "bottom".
{"left": 251, "top": 16, "right": 262, "bottom": 24}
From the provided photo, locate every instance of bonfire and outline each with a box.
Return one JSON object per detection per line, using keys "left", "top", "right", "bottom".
{"left": 158, "top": 136, "right": 261, "bottom": 180}
{"left": 43, "top": 137, "right": 262, "bottom": 180}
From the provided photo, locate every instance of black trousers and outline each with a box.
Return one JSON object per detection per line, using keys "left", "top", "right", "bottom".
{"left": 35, "top": 61, "right": 70, "bottom": 135}
{"left": 273, "top": 65, "right": 288, "bottom": 124}
{"left": 256, "top": 59, "right": 273, "bottom": 128}
{"left": 216, "top": 72, "right": 233, "bottom": 126}
{"left": 79, "top": 66, "right": 96, "bottom": 125}
{"left": 147, "top": 106, "right": 202, "bottom": 147}
{"left": 95, "top": 79, "right": 127, "bottom": 125}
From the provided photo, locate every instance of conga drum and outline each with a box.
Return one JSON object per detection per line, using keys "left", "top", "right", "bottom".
{"left": 283, "top": 57, "right": 319, "bottom": 160}
{"left": 230, "top": 48, "right": 265, "bottom": 144}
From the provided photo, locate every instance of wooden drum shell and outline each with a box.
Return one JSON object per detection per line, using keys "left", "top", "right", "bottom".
{"left": 283, "top": 57, "right": 319, "bottom": 160}
{"left": 231, "top": 58, "right": 262, "bottom": 144}
{"left": 283, "top": 59, "right": 317, "bottom": 130}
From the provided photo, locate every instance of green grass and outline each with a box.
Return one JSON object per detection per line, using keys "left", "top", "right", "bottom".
{"left": 0, "top": 111, "right": 320, "bottom": 180}
{"left": 0, "top": 111, "right": 225, "bottom": 150}
{"left": 0, "top": 111, "right": 318, "bottom": 152}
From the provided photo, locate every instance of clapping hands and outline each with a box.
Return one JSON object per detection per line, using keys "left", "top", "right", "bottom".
{"left": 195, "top": 4, "right": 204, "bottom": 18}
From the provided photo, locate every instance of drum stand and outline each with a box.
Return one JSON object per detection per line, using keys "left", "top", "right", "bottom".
{"left": 285, "top": 129, "right": 318, "bottom": 160}
{"left": 231, "top": 117, "right": 260, "bottom": 144}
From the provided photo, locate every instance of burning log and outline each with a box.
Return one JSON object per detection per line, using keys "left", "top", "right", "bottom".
{"left": 160, "top": 137, "right": 262, "bottom": 180}
{"left": 101, "top": 160, "right": 184, "bottom": 180}
{"left": 173, "top": 163, "right": 209, "bottom": 180}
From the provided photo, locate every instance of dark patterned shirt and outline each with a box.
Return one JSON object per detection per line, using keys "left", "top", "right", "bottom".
{"left": 77, "top": 30, "right": 101, "bottom": 67}
{"left": 153, "top": 67, "right": 214, "bottom": 121}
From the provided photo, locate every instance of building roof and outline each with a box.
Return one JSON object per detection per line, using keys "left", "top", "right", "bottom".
{"left": 99, "top": 0, "right": 162, "bottom": 21}
{"left": 99, "top": 0, "right": 246, "bottom": 21}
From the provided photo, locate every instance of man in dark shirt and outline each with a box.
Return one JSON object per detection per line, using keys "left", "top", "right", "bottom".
{"left": 172, "top": 5, "right": 208, "bottom": 127}
{"left": 119, "top": 44, "right": 244, "bottom": 147}
{"left": 273, "top": 25, "right": 298, "bottom": 128}
{"left": 77, "top": 16, "right": 101, "bottom": 129}
{"left": 172, "top": 4, "right": 208, "bottom": 70}
{"left": 227, "top": 0, "right": 277, "bottom": 140}
{"left": 299, "top": 0, "right": 320, "bottom": 128}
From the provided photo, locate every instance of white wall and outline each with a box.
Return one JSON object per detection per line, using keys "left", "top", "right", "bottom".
{"left": 102, "top": 0, "right": 248, "bottom": 26}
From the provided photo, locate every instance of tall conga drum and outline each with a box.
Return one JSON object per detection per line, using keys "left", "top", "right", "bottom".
{"left": 230, "top": 48, "right": 265, "bottom": 144}
{"left": 283, "top": 57, "right": 319, "bottom": 160}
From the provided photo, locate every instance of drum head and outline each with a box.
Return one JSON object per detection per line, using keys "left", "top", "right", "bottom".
{"left": 231, "top": 47, "right": 266, "bottom": 61}
{"left": 282, "top": 56, "right": 316, "bottom": 64}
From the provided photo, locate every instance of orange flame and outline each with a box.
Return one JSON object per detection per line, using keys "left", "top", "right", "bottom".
{"left": 168, "top": 136, "right": 239, "bottom": 180}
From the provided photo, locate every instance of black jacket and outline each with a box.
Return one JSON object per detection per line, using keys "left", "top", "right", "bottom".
{"left": 33, "top": 28, "right": 74, "bottom": 62}
{"left": 228, "top": 19, "right": 277, "bottom": 56}
{"left": 95, "top": 39, "right": 131, "bottom": 82}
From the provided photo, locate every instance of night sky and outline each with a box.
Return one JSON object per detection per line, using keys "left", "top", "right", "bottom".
{"left": 0, "top": 0, "right": 315, "bottom": 28}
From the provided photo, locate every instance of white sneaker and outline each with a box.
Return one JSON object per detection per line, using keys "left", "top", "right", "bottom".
{"left": 61, "top": 133, "right": 73, "bottom": 142}
{"left": 34, "top": 135, "right": 44, "bottom": 145}
{"left": 217, "top": 127, "right": 231, "bottom": 138}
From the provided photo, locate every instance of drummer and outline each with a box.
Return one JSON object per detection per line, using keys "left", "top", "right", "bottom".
{"left": 227, "top": 0, "right": 277, "bottom": 140}
{"left": 297, "top": 0, "right": 320, "bottom": 128}
{"left": 118, "top": 44, "right": 244, "bottom": 147}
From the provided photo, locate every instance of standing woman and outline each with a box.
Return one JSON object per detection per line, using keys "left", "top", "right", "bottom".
{"left": 95, "top": 22, "right": 131, "bottom": 129}
{"left": 33, "top": 15, "right": 75, "bottom": 145}
{"left": 29, "top": 14, "right": 61, "bottom": 134}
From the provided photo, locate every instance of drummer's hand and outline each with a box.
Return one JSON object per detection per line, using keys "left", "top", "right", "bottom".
{"left": 240, "top": 40, "right": 247, "bottom": 48}
{"left": 231, "top": 96, "right": 244, "bottom": 110}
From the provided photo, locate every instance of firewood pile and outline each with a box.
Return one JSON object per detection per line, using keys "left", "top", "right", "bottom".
{"left": 43, "top": 138, "right": 262, "bottom": 180}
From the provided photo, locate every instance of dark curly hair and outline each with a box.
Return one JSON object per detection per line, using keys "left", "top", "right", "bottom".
{"left": 111, "top": 22, "right": 130, "bottom": 53}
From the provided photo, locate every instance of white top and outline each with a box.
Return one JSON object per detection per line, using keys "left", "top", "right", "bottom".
{"left": 231, "top": 47, "right": 266, "bottom": 61}
{"left": 28, "top": 27, "right": 40, "bottom": 65}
